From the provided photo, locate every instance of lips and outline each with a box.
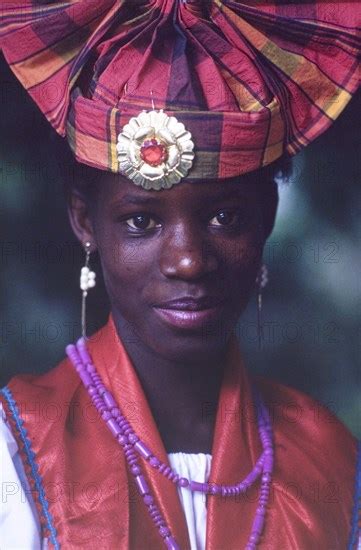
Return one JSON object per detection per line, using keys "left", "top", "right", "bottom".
{"left": 153, "top": 296, "right": 223, "bottom": 311}
{"left": 152, "top": 296, "right": 225, "bottom": 330}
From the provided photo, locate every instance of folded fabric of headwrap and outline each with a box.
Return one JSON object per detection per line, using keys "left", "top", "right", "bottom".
{"left": 0, "top": 0, "right": 360, "bottom": 184}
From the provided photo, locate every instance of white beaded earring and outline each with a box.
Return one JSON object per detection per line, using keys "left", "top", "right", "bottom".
{"left": 255, "top": 264, "right": 269, "bottom": 350}
{"left": 80, "top": 241, "right": 96, "bottom": 339}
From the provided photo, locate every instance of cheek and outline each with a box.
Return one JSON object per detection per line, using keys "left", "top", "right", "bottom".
{"left": 216, "top": 232, "right": 264, "bottom": 303}
{"left": 217, "top": 229, "right": 263, "bottom": 270}
{"left": 96, "top": 232, "right": 151, "bottom": 314}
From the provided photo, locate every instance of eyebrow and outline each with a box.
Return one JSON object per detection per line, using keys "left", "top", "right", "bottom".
{"left": 114, "top": 194, "right": 162, "bottom": 206}
{"left": 113, "top": 188, "right": 249, "bottom": 207}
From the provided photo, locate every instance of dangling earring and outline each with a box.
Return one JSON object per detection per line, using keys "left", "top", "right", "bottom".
{"left": 80, "top": 241, "right": 96, "bottom": 339}
{"left": 255, "top": 264, "right": 268, "bottom": 350}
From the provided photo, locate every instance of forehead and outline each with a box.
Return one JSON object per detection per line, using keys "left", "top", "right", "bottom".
{"left": 97, "top": 172, "right": 266, "bottom": 208}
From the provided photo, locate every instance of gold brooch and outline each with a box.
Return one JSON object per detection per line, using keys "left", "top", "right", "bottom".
{"left": 117, "top": 110, "right": 195, "bottom": 190}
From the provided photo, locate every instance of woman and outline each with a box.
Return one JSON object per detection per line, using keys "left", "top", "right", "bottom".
{"left": 0, "top": 1, "right": 360, "bottom": 548}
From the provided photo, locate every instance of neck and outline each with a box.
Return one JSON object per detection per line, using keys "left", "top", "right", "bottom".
{"left": 112, "top": 311, "right": 230, "bottom": 454}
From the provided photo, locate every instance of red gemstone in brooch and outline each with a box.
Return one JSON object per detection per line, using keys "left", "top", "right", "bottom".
{"left": 140, "top": 138, "right": 168, "bottom": 167}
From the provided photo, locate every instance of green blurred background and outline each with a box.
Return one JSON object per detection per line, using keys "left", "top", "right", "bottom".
{"left": 0, "top": 55, "right": 360, "bottom": 437}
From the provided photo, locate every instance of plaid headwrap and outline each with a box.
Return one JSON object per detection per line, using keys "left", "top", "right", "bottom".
{"left": 0, "top": 0, "right": 360, "bottom": 184}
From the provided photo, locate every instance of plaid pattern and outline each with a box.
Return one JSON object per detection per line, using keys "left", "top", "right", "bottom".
{"left": 0, "top": 0, "right": 360, "bottom": 180}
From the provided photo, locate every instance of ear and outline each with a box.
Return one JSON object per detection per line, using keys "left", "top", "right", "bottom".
{"left": 67, "top": 190, "right": 97, "bottom": 252}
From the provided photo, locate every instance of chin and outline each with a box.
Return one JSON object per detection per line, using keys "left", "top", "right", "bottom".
{"left": 145, "top": 315, "right": 239, "bottom": 363}
{"left": 150, "top": 337, "right": 229, "bottom": 364}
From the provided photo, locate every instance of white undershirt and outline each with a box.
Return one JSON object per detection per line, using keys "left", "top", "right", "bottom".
{"left": 0, "top": 404, "right": 211, "bottom": 550}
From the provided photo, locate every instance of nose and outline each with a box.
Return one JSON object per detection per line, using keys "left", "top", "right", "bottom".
{"left": 159, "top": 223, "right": 219, "bottom": 280}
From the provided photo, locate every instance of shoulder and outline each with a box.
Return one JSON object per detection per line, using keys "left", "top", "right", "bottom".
{"left": 254, "top": 375, "right": 358, "bottom": 522}
{"left": 4, "top": 354, "right": 77, "bottom": 392}
{"left": 249, "top": 375, "right": 360, "bottom": 547}
{"left": 1, "top": 320, "right": 112, "bottom": 407}
{"left": 0, "top": 355, "right": 81, "bottom": 427}
{"left": 255, "top": 375, "right": 357, "bottom": 453}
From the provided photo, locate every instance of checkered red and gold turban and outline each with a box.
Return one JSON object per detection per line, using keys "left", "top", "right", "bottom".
{"left": 1, "top": 1, "right": 360, "bottom": 189}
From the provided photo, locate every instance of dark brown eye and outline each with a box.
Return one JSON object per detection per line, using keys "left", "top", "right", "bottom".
{"left": 209, "top": 210, "right": 241, "bottom": 227}
{"left": 125, "top": 214, "right": 160, "bottom": 231}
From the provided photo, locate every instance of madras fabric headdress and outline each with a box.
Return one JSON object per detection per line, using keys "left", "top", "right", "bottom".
{"left": 0, "top": 0, "right": 360, "bottom": 190}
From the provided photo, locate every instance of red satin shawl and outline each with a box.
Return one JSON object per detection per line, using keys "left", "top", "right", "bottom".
{"left": 2, "top": 314, "right": 356, "bottom": 548}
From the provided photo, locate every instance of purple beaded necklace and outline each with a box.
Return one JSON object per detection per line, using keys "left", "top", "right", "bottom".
{"left": 66, "top": 337, "right": 274, "bottom": 550}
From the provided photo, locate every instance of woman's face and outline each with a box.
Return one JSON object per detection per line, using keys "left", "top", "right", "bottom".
{"left": 69, "top": 174, "right": 277, "bottom": 362}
